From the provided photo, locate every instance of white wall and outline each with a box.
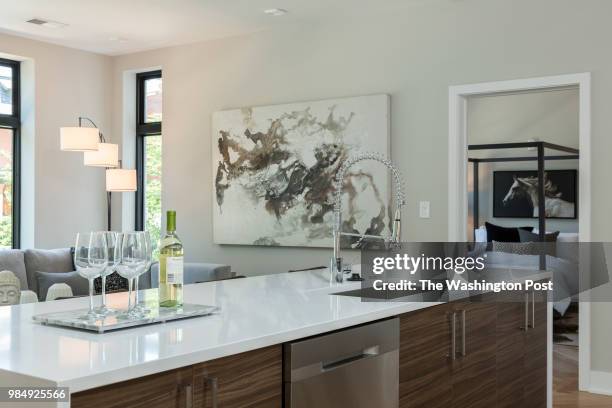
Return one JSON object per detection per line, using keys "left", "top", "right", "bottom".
{"left": 0, "top": 33, "right": 112, "bottom": 248}
{"left": 467, "top": 88, "right": 579, "bottom": 235}
{"left": 102, "top": 0, "right": 611, "bottom": 374}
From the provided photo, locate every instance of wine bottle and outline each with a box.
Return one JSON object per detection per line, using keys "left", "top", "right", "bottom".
{"left": 159, "top": 210, "right": 184, "bottom": 307}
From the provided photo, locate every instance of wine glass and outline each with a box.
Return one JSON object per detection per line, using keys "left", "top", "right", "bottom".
{"left": 74, "top": 232, "right": 108, "bottom": 320}
{"left": 134, "top": 231, "right": 153, "bottom": 313}
{"left": 97, "top": 231, "right": 121, "bottom": 316}
{"left": 116, "top": 232, "right": 147, "bottom": 318}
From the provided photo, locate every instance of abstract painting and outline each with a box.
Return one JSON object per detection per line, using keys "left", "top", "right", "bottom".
{"left": 212, "top": 94, "right": 391, "bottom": 247}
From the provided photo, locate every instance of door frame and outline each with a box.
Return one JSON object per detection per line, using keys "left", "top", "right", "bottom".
{"left": 447, "top": 73, "right": 592, "bottom": 399}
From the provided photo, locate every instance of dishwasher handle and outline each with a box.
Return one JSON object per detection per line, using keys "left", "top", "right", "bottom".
{"left": 285, "top": 318, "right": 399, "bottom": 383}
{"left": 321, "top": 345, "right": 380, "bottom": 372}
{"left": 290, "top": 345, "right": 386, "bottom": 381}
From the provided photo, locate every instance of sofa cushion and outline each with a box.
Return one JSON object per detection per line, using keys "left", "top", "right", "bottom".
{"left": 24, "top": 248, "right": 74, "bottom": 296}
{"left": 150, "top": 262, "right": 232, "bottom": 288}
{"left": 36, "top": 271, "right": 89, "bottom": 301}
{"left": 0, "top": 249, "right": 28, "bottom": 290}
{"left": 138, "top": 267, "right": 152, "bottom": 290}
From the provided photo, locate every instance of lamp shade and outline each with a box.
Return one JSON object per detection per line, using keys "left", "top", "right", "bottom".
{"left": 60, "top": 127, "right": 99, "bottom": 151}
{"left": 106, "top": 168, "right": 137, "bottom": 192}
{"left": 84, "top": 143, "right": 119, "bottom": 168}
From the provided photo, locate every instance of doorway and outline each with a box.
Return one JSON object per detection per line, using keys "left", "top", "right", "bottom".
{"left": 448, "top": 73, "right": 592, "bottom": 407}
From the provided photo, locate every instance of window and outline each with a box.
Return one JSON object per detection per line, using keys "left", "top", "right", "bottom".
{"left": 143, "top": 76, "right": 162, "bottom": 123}
{"left": 136, "top": 70, "right": 162, "bottom": 257}
{"left": 0, "top": 58, "right": 20, "bottom": 249}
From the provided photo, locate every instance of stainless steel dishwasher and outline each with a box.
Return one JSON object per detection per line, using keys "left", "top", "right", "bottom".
{"left": 284, "top": 318, "right": 399, "bottom": 408}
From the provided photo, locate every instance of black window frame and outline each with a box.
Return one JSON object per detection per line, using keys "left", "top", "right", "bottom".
{"left": 135, "top": 70, "right": 162, "bottom": 231}
{"left": 0, "top": 58, "right": 20, "bottom": 248}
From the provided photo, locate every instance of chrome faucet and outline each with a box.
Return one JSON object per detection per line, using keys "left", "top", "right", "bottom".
{"left": 331, "top": 153, "right": 405, "bottom": 283}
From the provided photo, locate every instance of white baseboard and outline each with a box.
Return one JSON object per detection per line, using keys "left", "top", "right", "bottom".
{"left": 588, "top": 370, "right": 612, "bottom": 396}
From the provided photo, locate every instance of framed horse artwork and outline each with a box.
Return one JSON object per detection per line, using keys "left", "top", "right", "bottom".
{"left": 493, "top": 170, "right": 577, "bottom": 219}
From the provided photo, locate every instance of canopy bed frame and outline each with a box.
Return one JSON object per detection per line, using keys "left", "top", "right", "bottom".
{"left": 468, "top": 141, "right": 579, "bottom": 243}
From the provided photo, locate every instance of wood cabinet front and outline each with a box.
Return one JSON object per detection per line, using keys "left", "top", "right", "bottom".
{"left": 71, "top": 346, "right": 282, "bottom": 408}
{"left": 494, "top": 286, "right": 548, "bottom": 408}
{"left": 193, "top": 345, "right": 282, "bottom": 408}
{"left": 523, "top": 289, "right": 548, "bottom": 408}
{"left": 399, "top": 303, "right": 452, "bottom": 408}
{"left": 450, "top": 300, "right": 498, "bottom": 408}
{"left": 399, "top": 298, "right": 498, "bottom": 408}
{"left": 71, "top": 367, "right": 193, "bottom": 408}
{"left": 400, "top": 289, "right": 548, "bottom": 408}
{"left": 496, "top": 292, "right": 527, "bottom": 408}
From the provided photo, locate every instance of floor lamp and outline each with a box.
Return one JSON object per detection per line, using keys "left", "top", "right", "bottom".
{"left": 60, "top": 117, "right": 137, "bottom": 230}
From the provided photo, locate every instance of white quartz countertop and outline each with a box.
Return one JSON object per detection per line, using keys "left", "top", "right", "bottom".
{"left": 0, "top": 268, "right": 550, "bottom": 393}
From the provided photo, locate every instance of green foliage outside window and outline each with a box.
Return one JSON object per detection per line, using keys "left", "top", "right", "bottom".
{"left": 0, "top": 216, "right": 10, "bottom": 248}
{"left": 145, "top": 136, "right": 162, "bottom": 259}
{"left": 0, "top": 148, "right": 12, "bottom": 248}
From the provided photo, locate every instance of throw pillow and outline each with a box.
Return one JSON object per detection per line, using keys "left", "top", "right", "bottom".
{"left": 518, "top": 229, "right": 560, "bottom": 242}
{"left": 518, "top": 229, "right": 559, "bottom": 257}
{"left": 24, "top": 249, "right": 74, "bottom": 296}
{"left": 485, "top": 222, "right": 534, "bottom": 242}
{"left": 492, "top": 240, "right": 538, "bottom": 255}
{"left": 36, "top": 271, "right": 89, "bottom": 301}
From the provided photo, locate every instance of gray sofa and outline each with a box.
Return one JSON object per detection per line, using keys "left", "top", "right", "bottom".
{"left": 150, "top": 262, "right": 233, "bottom": 287}
{"left": 0, "top": 248, "right": 80, "bottom": 301}
{"left": 0, "top": 248, "right": 231, "bottom": 302}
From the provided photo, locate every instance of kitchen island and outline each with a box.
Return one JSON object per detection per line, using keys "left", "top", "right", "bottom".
{"left": 0, "top": 268, "right": 552, "bottom": 408}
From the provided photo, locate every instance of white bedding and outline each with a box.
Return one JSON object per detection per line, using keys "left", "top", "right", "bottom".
{"left": 482, "top": 250, "right": 578, "bottom": 315}
{"left": 474, "top": 226, "right": 579, "bottom": 244}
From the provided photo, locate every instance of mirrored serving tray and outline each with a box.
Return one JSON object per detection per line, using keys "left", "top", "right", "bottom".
{"left": 32, "top": 303, "right": 220, "bottom": 333}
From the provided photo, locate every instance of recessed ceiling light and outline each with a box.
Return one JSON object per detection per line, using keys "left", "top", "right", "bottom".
{"left": 26, "top": 18, "right": 68, "bottom": 29}
{"left": 109, "top": 36, "right": 129, "bottom": 43}
{"left": 264, "top": 8, "right": 288, "bottom": 16}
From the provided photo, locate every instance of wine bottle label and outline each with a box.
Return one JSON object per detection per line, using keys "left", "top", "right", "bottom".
{"left": 166, "top": 256, "right": 184, "bottom": 284}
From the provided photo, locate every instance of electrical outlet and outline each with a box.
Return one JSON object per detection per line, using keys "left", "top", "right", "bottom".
{"left": 419, "top": 201, "right": 430, "bottom": 218}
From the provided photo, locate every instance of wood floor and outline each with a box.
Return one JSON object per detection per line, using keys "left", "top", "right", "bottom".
{"left": 553, "top": 344, "right": 612, "bottom": 407}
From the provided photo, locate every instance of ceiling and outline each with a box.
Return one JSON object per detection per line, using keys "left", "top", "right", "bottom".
{"left": 467, "top": 88, "right": 579, "bottom": 160}
{"left": 0, "top": 0, "right": 440, "bottom": 56}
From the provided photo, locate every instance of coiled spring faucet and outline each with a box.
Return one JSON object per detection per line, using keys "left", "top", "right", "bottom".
{"left": 331, "top": 153, "right": 405, "bottom": 283}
